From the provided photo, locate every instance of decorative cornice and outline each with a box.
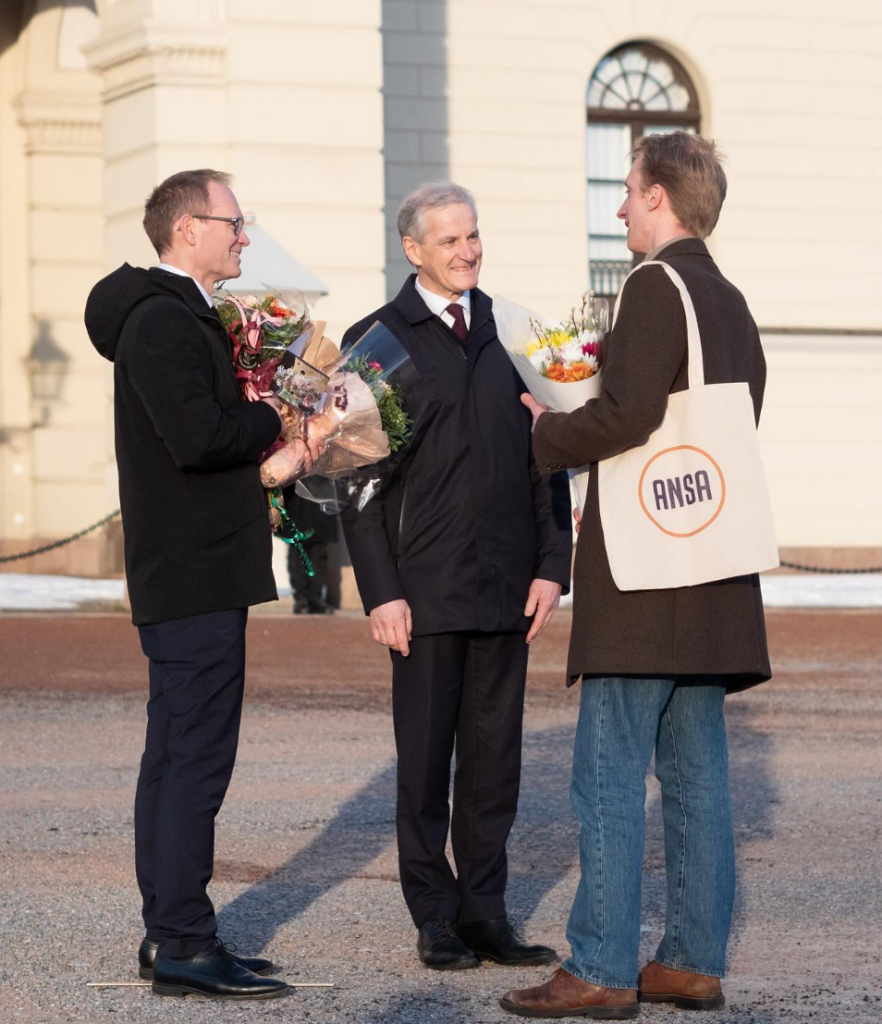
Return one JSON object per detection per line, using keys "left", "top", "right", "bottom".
{"left": 16, "top": 92, "right": 102, "bottom": 156}
{"left": 84, "top": 23, "right": 227, "bottom": 102}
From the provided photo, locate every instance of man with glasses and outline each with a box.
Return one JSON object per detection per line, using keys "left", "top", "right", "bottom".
{"left": 192, "top": 213, "right": 246, "bottom": 235}
{"left": 85, "top": 169, "right": 310, "bottom": 1000}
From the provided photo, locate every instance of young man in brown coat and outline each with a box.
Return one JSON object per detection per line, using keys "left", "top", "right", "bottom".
{"left": 501, "top": 133, "right": 771, "bottom": 1018}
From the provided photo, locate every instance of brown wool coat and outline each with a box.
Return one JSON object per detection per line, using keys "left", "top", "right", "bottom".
{"left": 532, "top": 238, "right": 772, "bottom": 693}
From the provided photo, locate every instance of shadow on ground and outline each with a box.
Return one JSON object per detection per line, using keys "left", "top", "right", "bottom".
{"left": 217, "top": 703, "right": 778, "bottom": 1024}
{"left": 217, "top": 762, "right": 399, "bottom": 949}
{"left": 217, "top": 723, "right": 585, "bottom": 951}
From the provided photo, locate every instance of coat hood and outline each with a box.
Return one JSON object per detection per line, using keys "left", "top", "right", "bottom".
{"left": 85, "top": 263, "right": 206, "bottom": 362}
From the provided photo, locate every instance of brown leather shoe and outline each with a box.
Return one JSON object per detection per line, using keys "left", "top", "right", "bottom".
{"left": 638, "top": 960, "right": 725, "bottom": 1010}
{"left": 500, "top": 967, "right": 638, "bottom": 1018}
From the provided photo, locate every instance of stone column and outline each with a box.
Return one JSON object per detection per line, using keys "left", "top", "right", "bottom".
{"left": 0, "top": 0, "right": 106, "bottom": 574}
{"left": 85, "top": 1, "right": 230, "bottom": 271}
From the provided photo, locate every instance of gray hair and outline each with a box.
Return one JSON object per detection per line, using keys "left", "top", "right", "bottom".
{"left": 396, "top": 181, "right": 477, "bottom": 242}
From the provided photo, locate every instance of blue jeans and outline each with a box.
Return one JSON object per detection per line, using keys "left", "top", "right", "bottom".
{"left": 563, "top": 676, "right": 735, "bottom": 990}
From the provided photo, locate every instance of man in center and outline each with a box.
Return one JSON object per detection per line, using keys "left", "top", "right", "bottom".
{"left": 341, "top": 182, "right": 572, "bottom": 970}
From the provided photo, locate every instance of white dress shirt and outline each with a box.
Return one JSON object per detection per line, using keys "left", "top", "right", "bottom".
{"left": 156, "top": 262, "right": 214, "bottom": 308}
{"left": 414, "top": 276, "right": 472, "bottom": 331}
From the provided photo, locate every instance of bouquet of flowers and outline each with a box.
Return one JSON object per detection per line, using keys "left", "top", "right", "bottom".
{"left": 494, "top": 291, "right": 609, "bottom": 512}
{"left": 261, "top": 321, "right": 416, "bottom": 514}
{"left": 217, "top": 290, "right": 312, "bottom": 403}
{"left": 217, "top": 290, "right": 416, "bottom": 563}
{"left": 216, "top": 289, "right": 322, "bottom": 570}
{"left": 525, "top": 291, "right": 605, "bottom": 382}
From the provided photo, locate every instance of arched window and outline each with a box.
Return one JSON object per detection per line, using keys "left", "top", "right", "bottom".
{"left": 586, "top": 43, "right": 700, "bottom": 297}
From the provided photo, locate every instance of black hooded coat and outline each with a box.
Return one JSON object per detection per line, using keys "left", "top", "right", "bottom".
{"left": 85, "top": 264, "right": 280, "bottom": 626}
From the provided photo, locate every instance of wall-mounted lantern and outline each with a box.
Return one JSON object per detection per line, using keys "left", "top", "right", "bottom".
{"left": 27, "top": 320, "right": 70, "bottom": 426}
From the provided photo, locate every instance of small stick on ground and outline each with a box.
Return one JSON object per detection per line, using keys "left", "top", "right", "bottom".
{"left": 87, "top": 980, "right": 335, "bottom": 989}
{"left": 87, "top": 982, "right": 151, "bottom": 988}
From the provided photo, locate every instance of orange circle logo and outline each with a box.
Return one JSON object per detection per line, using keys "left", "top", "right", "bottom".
{"left": 637, "top": 445, "right": 726, "bottom": 538}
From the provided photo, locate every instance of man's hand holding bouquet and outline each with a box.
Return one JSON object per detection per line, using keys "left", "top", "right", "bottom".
{"left": 495, "top": 290, "right": 608, "bottom": 513}
{"left": 217, "top": 290, "right": 415, "bottom": 570}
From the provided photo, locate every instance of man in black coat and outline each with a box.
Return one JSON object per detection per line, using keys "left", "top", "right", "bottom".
{"left": 85, "top": 170, "right": 308, "bottom": 1000}
{"left": 502, "top": 135, "right": 771, "bottom": 1018}
{"left": 341, "top": 182, "right": 572, "bottom": 970}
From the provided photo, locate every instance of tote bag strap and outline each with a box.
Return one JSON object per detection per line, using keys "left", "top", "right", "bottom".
{"left": 611, "top": 260, "right": 705, "bottom": 389}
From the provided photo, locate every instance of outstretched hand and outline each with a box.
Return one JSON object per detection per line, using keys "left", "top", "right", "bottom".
{"left": 520, "top": 393, "right": 548, "bottom": 433}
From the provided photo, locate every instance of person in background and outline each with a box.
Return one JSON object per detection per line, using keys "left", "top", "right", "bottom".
{"left": 283, "top": 486, "right": 340, "bottom": 614}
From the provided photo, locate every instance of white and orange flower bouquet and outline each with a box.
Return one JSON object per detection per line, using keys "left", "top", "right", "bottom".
{"left": 494, "top": 291, "right": 609, "bottom": 512}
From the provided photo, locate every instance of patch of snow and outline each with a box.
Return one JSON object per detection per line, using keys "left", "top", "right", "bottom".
{"left": 561, "top": 573, "right": 882, "bottom": 610}
{"left": 0, "top": 574, "right": 125, "bottom": 611}
{"left": 2, "top": 570, "right": 880, "bottom": 612}
{"left": 760, "top": 572, "right": 882, "bottom": 608}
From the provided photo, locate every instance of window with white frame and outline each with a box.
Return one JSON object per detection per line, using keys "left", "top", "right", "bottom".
{"left": 587, "top": 43, "right": 700, "bottom": 298}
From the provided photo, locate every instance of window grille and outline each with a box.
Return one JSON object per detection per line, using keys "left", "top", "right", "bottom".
{"left": 587, "top": 43, "right": 700, "bottom": 298}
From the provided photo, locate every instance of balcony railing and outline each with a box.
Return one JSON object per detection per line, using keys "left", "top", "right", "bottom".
{"left": 590, "top": 259, "right": 632, "bottom": 299}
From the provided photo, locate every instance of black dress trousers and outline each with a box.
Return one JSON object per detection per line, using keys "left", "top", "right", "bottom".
{"left": 134, "top": 608, "right": 248, "bottom": 959}
{"left": 391, "top": 631, "right": 530, "bottom": 927}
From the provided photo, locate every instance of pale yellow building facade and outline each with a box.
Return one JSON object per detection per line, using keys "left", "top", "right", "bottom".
{"left": 1, "top": 0, "right": 880, "bottom": 576}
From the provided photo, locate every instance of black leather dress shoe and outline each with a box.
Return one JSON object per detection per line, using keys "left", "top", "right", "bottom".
{"left": 457, "top": 917, "right": 558, "bottom": 966}
{"left": 151, "top": 943, "right": 287, "bottom": 999}
{"left": 417, "top": 919, "right": 480, "bottom": 970}
{"left": 138, "top": 937, "right": 274, "bottom": 980}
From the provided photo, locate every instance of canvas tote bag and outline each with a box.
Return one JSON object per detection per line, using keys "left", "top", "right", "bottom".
{"left": 598, "top": 261, "right": 779, "bottom": 591}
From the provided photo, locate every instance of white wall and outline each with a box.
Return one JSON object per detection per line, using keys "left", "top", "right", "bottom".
{"left": 384, "top": 0, "right": 882, "bottom": 330}
{"left": 2, "top": 0, "right": 880, "bottom": 563}
{"left": 759, "top": 335, "right": 882, "bottom": 549}
{"left": 0, "top": 0, "right": 106, "bottom": 552}
{"left": 224, "top": 0, "right": 386, "bottom": 341}
{"left": 381, "top": 0, "right": 882, "bottom": 550}
{"left": 0, "top": 7, "right": 33, "bottom": 547}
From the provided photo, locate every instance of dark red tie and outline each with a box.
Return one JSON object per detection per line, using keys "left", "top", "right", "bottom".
{"left": 445, "top": 303, "right": 468, "bottom": 342}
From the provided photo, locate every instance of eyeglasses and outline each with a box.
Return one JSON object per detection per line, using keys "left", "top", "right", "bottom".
{"left": 191, "top": 215, "right": 245, "bottom": 236}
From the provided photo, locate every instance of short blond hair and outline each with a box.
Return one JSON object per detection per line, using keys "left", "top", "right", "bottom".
{"left": 633, "top": 132, "right": 727, "bottom": 239}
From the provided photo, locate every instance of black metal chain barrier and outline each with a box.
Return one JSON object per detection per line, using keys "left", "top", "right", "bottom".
{"left": 0, "top": 510, "right": 120, "bottom": 565}
{"left": 778, "top": 560, "right": 882, "bottom": 575}
{"left": 0, "top": 507, "right": 880, "bottom": 575}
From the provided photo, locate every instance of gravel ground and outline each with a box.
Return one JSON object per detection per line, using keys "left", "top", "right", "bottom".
{"left": 0, "top": 609, "right": 880, "bottom": 1024}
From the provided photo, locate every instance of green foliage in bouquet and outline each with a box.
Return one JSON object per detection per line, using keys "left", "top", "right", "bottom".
{"left": 347, "top": 354, "right": 412, "bottom": 453}
{"left": 216, "top": 294, "right": 311, "bottom": 361}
